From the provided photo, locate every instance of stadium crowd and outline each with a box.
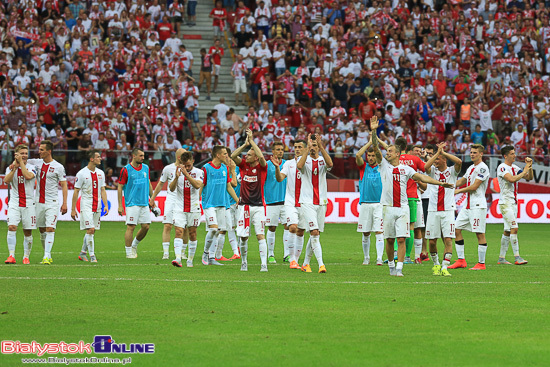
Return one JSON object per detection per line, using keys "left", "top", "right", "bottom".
{"left": 0, "top": 0, "right": 550, "bottom": 179}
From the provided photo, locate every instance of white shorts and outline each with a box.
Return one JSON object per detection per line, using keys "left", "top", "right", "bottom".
{"left": 357, "top": 202, "right": 383, "bottom": 233}
{"left": 36, "top": 202, "right": 59, "bottom": 229}
{"left": 383, "top": 206, "right": 410, "bottom": 239}
{"left": 173, "top": 211, "right": 201, "bottom": 228}
{"left": 500, "top": 203, "right": 518, "bottom": 232}
{"left": 425, "top": 211, "right": 456, "bottom": 239}
{"left": 204, "top": 206, "right": 227, "bottom": 231}
{"left": 126, "top": 206, "right": 151, "bottom": 225}
{"left": 265, "top": 205, "right": 286, "bottom": 228}
{"left": 7, "top": 205, "right": 36, "bottom": 230}
{"left": 229, "top": 203, "right": 238, "bottom": 229}
{"left": 456, "top": 207, "right": 486, "bottom": 233}
{"left": 301, "top": 203, "right": 327, "bottom": 233}
{"left": 416, "top": 199, "right": 425, "bottom": 228}
{"left": 285, "top": 205, "right": 306, "bottom": 229}
{"left": 236, "top": 205, "right": 265, "bottom": 238}
{"left": 213, "top": 64, "right": 221, "bottom": 76}
{"left": 80, "top": 210, "right": 101, "bottom": 231}
{"left": 234, "top": 79, "right": 246, "bottom": 93}
{"left": 162, "top": 199, "right": 175, "bottom": 224}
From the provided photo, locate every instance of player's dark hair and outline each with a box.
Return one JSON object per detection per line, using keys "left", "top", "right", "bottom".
{"left": 88, "top": 149, "right": 99, "bottom": 160}
{"left": 294, "top": 139, "right": 306, "bottom": 147}
{"left": 367, "top": 147, "right": 375, "bottom": 153}
{"left": 405, "top": 144, "right": 414, "bottom": 153}
{"left": 181, "top": 151, "right": 194, "bottom": 162}
{"left": 425, "top": 144, "right": 436, "bottom": 152}
{"left": 40, "top": 140, "right": 53, "bottom": 152}
{"left": 212, "top": 145, "right": 226, "bottom": 159}
{"left": 395, "top": 137, "right": 407, "bottom": 153}
{"left": 501, "top": 146, "right": 514, "bottom": 157}
{"left": 272, "top": 141, "right": 284, "bottom": 149}
{"left": 132, "top": 147, "right": 143, "bottom": 156}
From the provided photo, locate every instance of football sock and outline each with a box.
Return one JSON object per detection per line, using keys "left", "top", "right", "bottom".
{"left": 174, "top": 238, "right": 183, "bottom": 261}
{"left": 302, "top": 238, "right": 312, "bottom": 266}
{"left": 7, "top": 231, "right": 16, "bottom": 257}
{"left": 362, "top": 233, "right": 371, "bottom": 261}
{"left": 405, "top": 231, "right": 413, "bottom": 257}
{"left": 388, "top": 260, "right": 395, "bottom": 268}
{"left": 40, "top": 232, "right": 47, "bottom": 250}
{"left": 44, "top": 232, "right": 54, "bottom": 259}
{"left": 182, "top": 242, "right": 188, "bottom": 257}
{"left": 442, "top": 252, "right": 452, "bottom": 270}
{"left": 204, "top": 229, "right": 215, "bottom": 256}
{"left": 311, "top": 235, "right": 324, "bottom": 267}
{"left": 162, "top": 242, "right": 170, "bottom": 256}
{"left": 455, "top": 239, "right": 465, "bottom": 259}
{"left": 125, "top": 246, "right": 132, "bottom": 256}
{"left": 295, "top": 235, "right": 305, "bottom": 261}
{"left": 227, "top": 229, "right": 239, "bottom": 255}
{"left": 288, "top": 232, "right": 296, "bottom": 262}
{"left": 396, "top": 261, "right": 404, "bottom": 272}
{"left": 266, "top": 230, "right": 275, "bottom": 257}
{"left": 131, "top": 238, "right": 140, "bottom": 249}
{"left": 430, "top": 252, "right": 440, "bottom": 266}
{"left": 259, "top": 239, "right": 268, "bottom": 266}
{"left": 188, "top": 241, "right": 198, "bottom": 261}
{"left": 510, "top": 234, "right": 519, "bottom": 257}
{"left": 500, "top": 235, "right": 510, "bottom": 258}
{"left": 375, "top": 233, "right": 384, "bottom": 261}
{"left": 87, "top": 234, "right": 95, "bottom": 257}
{"left": 23, "top": 236, "right": 33, "bottom": 258}
{"left": 215, "top": 233, "right": 226, "bottom": 259}
{"left": 478, "top": 243, "right": 487, "bottom": 264}
{"left": 283, "top": 229, "right": 289, "bottom": 258}
{"left": 240, "top": 239, "right": 248, "bottom": 263}
{"left": 82, "top": 236, "right": 88, "bottom": 253}
{"left": 414, "top": 238, "right": 422, "bottom": 259}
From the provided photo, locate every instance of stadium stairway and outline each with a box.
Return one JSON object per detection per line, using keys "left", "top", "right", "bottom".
{"left": 179, "top": 1, "right": 246, "bottom": 131}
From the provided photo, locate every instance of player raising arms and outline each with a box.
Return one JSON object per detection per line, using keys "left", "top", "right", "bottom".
{"left": 450, "top": 144, "right": 490, "bottom": 271}
{"left": 297, "top": 133, "right": 333, "bottom": 273}
{"left": 231, "top": 129, "right": 269, "bottom": 272}
{"left": 27, "top": 141, "right": 68, "bottom": 264}
{"left": 201, "top": 145, "right": 240, "bottom": 266}
{"left": 264, "top": 141, "right": 289, "bottom": 264}
{"left": 4, "top": 145, "right": 37, "bottom": 265}
{"left": 150, "top": 148, "right": 187, "bottom": 260}
{"left": 118, "top": 148, "right": 157, "bottom": 259}
{"left": 370, "top": 117, "right": 454, "bottom": 277}
{"left": 273, "top": 139, "right": 307, "bottom": 270}
{"left": 496, "top": 148, "right": 533, "bottom": 265}
{"left": 71, "top": 150, "right": 108, "bottom": 263}
{"left": 423, "top": 142, "right": 462, "bottom": 276}
{"left": 355, "top": 136, "right": 385, "bottom": 265}
{"left": 169, "top": 151, "right": 204, "bottom": 268}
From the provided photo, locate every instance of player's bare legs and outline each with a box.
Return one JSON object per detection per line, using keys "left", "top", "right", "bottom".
{"left": 125, "top": 223, "right": 150, "bottom": 258}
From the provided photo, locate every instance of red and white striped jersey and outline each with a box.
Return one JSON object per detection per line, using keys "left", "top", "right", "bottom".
{"left": 6, "top": 164, "right": 37, "bottom": 208}
{"left": 497, "top": 163, "right": 521, "bottom": 205}
{"left": 75, "top": 167, "right": 105, "bottom": 213}
{"left": 379, "top": 159, "right": 416, "bottom": 207}
{"left": 27, "top": 159, "right": 66, "bottom": 205}
{"left": 299, "top": 156, "right": 330, "bottom": 206}
{"left": 428, "top": 165, "right": 459, "bottom": 212}
{"left": 463, "top": 162, "right": 490, "bottom": 209}
{"left": 281, "top": 158, "right": 302, "bottom": 207}
{"left": 173, "top": 167, "right": 203, "bottom": 213}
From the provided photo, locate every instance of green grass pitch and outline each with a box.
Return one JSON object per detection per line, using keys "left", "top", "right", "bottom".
{"left": 0, "top": 222, "right": 548, "bottom": 366}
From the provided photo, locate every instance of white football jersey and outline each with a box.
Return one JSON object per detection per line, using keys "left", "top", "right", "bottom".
{"left": 75, "top": 167, "right": 106, "bottom": 213}
{"left": 160, "top": 163, "right": 178, "bottom": 199}
{"left": 428, "top": 165, "right": 459, "bottom": 212}
{"left": 173, "top": 167, "right": 203, "bottom": 213}
{"left": 463, "top": 161, "right": 490, "bottom": 209}
{"left": 379, "top": 159, "right": 416, "bottom": 207}
{"left": 299, "top": 155, "right": 330, "bottom": 206}
{"left": 6, "top": 164, "right": 37, "bottom": 208}
{"left": 28, "top": 159, "right": 67, "bottom": 205}
{"left": 497, "top": 163, "right": 522, "bottom": 205}
{"left": 281, "top": 158, "right": 302, "bottom": 207}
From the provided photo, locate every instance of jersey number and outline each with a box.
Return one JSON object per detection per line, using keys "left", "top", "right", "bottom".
{"left": 17, "top": 176, "right": 25, "bottom": 184}
{"left": 473, "top": 219, "right": 480, "bottom": 227}
{"left": 393, "top": 173, "right": 400, "bottom": 182}
{"left": 313, "top": 168, "right": 318, "bottom": 175}
{"left": 93, "top": 181, "right": 98, "bottom": 189}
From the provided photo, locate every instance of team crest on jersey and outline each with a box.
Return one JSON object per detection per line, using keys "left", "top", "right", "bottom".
{"left": 252, "top": 169, "right": 257, "bottom": 174}
{"left": 238, "top": 220, "right": 244, "bottom": 226}
{"left": 444, "top": 171, "right": 450, "bottom": 178}
{"left": 222, "top": 171, "right": 226, "bottom": 176}
{"left": 399, "top": 169, "right": 406, "bottom": 174}
{"left": 49, "top": 167, "right": 54, "bottom": 173}
{"left": 143, "top": 172, "right": 147, "bottom": 178}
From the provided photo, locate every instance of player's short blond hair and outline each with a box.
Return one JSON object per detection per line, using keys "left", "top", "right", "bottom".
{"left": 15, "top": 144, "right": 28, "bottom": 153}
{"left": 471, "top": 144, "right": 484, "bottom": 152}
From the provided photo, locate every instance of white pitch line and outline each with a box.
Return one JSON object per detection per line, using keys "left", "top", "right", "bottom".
{"left": 0, "top": 276, "right": 544, "bottom": 285}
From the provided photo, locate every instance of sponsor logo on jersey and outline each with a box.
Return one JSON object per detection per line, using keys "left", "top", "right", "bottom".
{"left": 243, "top": 175, "right": 258, "bottom": 182}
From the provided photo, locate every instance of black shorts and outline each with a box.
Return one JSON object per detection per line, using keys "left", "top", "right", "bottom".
{"left": 422, "top": 198, "right": 429, "bottom": 227}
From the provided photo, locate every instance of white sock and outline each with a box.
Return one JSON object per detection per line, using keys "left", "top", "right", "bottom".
{"left": 442, "top": 253, "right": 452, "bottom": 270}
{"left": 295, "top": 235, "right": 305, "bottom": 261}
{"left": 478, "top": 244, "right": 487, "bottom": 264}
{"left": 228, "top": 229, "right": 239, "bottom": 255}
{"left": 7, "top": 231, "right": 16, "bottom": 257}
{"left": 362, "top": 233, "right": 371, "bottom": 261}
{"left": 23, "top": 236, "right": 33, "bottom": 258}
{"left": 283, "top": 229, "right": 289, "bottom": 258}
{"left": 174, "top": 238, "right": 183, "bottom": 261}
{"left": 500, "top": 235, "right": 510, "bottom": 258}
{"left": 215, "top": 233, "right": 226, "bottom": 259}
{"left": 414, "top": 238, "right": 422, "bottom": 259}
{"left": 82, "top": 235, "right": 88, "bottom": 253}
{"left": 182, "top": 242, "right": 188, "bottom": 257}
{"left": 240, "top": 239, "right": 248, "bottom": 263}
{"left": 375, "top": 233, "right": 384, "bottom": 261}
{"left": 204, "top": 229, "right": 215, "bottom": 257}
{"left": 388, "top": 260, "right": 395, "bottom": 268}
{"left": 87, "top": 234, "right": 95, "bottom": 257}
{"left": 259, "top": 238, "right": 268, "bottom": 265}
{"left": 456, "top": 241, "right": 465, "bottom": 259}
{"left": 44, "top": 232, "right": 54, "bottom": 259}
{"left": 396, "top": 261, "right": 404, "bottom": 271}
{"left": 288, "top": 232, "right": 296, "bottom": 262}
{"left": 125, "top": 246, "right": 132, "bottom": 256}
{"left": 302, "top": 238, "right": 313, "bottom": 266}
{"left": 311, "top": 235, "right": 324, "bottom": 267}
{"left": 510, "top": 234, "right": 520, "bottom": 257}
{"left": 188, "top": 241, "right": 198, "bottom": 261}
{"left": 266, "top": 230, "right": 276, "bottom": 257}
{"left": 131, "top": 238, "right": 140, "bottom": 249}
{"left": 40, "top": 232, "right": 47, "bottom": 250}
{"left": 162, "top": 242, "right": 170, "bottom": 255}
{"left": 430, "top": 252, "right": 440, "bottom": 265}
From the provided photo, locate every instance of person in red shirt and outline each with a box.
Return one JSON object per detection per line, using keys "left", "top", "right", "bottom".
{"left": 358, "top": 96, "right": 377, "bottom": 121}
{"left": 157, "top": 16, "right": 174, "bottom": 46}
{"left": 201, "top": 115, "right": 216, "bottom": 138}
{"left": 124, "top": 74, "right": 144, "bottom": 98}
{"left": 209, "top": 1, "right": 227, "bottom": 39}
{"left": 38, "top": 96, "right": 56, "bottom": 129}
{"left": 208, "top": 39, "right": 224, "bottom": 93}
